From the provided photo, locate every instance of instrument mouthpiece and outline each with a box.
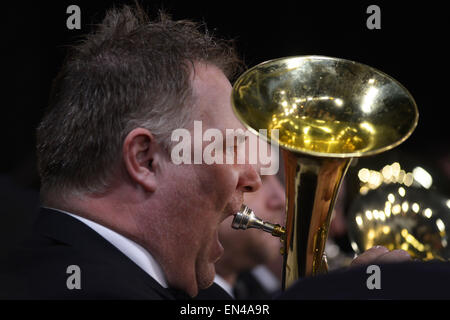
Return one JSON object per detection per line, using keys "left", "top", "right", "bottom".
{"left": 232, "top": 205, "right": 285, "bottom": 238}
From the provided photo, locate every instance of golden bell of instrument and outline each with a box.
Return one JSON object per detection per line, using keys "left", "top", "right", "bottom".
{"left": 348, "top": 184, "right": 450, "bottom": 261}
{"left": 231, "top": 56, "right": 418, "bottom": 290}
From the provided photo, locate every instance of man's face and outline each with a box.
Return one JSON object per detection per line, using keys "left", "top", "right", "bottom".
{"left": 150, "top": 63, "right": 261, "bottom": 296}
{"left": 218, "top": 174, "right": 286, "bottom": 273}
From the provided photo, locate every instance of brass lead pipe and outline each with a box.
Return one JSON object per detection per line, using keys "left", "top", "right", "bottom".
{"left": 232, "top": 205, "right": 286, "bottom": 238}
{"left": 231, "top": 154, "right": 351, "bottom": 288}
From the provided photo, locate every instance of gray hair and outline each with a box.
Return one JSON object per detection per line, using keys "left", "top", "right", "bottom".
{"left": 36, "top": 5, "right": 242, "bottom": 198}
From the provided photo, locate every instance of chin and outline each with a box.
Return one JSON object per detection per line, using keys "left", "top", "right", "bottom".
{"left": 196, "top": 262, "right": 216, "bottom": 291}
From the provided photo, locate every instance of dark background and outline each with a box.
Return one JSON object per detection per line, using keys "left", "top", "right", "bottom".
{"left": 1, "top": 1, "right": 449, "bottom": 253}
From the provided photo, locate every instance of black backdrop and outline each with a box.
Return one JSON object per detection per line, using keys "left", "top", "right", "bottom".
{"left": 1, "top": 1, "right": 449, "bottom": 252}
{"left": 2, "top": 0, "right": 448, "bottom": 179}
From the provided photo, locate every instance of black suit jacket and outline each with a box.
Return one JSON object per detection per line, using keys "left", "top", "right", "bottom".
{"left": 0, "top": 208, "right": 180, "bottom": 299}
{"left": 233, "top": 271, "right": 277, "bottom": 300}
{"left": 278, "top": 260, "right": 450, "bottom": 300}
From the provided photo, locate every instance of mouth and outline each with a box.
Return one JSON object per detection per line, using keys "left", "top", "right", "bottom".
{"left": 212, "top": 198, "right": 244, "bottom": 262}
{"left": 220, "top": 196, "right": 245, "bottom": 223}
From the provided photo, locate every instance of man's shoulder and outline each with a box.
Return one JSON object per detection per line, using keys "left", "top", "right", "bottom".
{"left": 1, "top": 235, "right": 164, "bottom": 299}
{"left": 0, "top": 208, "right": 171, "bottom": 300}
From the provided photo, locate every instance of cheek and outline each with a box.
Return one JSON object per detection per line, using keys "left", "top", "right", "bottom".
{"left": 162, "top": 163, "right": 203, "bottom": 204}
{"left": 194, "top": 164, "right": 239, "bottom": 209}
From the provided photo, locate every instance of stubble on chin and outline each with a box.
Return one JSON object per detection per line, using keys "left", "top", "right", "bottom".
{"left": 196, "top": 260, "right": 216, "bottom": 292}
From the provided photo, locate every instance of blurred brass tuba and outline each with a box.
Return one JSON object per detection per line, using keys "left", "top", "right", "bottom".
{"left": 230, "top": 56, "right": 418, "bottom": 290}
{"left": 348, "top": 180, "right": 450, "bottom": 261}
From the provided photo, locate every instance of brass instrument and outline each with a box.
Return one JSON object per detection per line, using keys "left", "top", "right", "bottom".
{"left": 230, "top": 56, "right": 418, "bottom": 290}
{"left": 348, "top": 177, "right": 450, "bottom": 261}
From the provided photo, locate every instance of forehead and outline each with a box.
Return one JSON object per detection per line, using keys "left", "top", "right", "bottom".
{"left": 190, "top": 63, "right": 245, "bottom": 131}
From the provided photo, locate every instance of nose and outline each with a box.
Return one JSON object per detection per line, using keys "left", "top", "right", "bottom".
{"left": 236, "top": 164, "right": 262, "bottom": 193}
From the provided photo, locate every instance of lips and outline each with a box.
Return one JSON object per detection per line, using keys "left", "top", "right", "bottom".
{"left": 213, "top": 199, "right": 243, "bottom": 262}
{"left": 220, "top": 196, "right": 244, "bottom": 223}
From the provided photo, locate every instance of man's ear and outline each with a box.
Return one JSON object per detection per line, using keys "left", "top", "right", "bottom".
{"left": 122, "top": 128, "right": 159, "bottom": 192}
